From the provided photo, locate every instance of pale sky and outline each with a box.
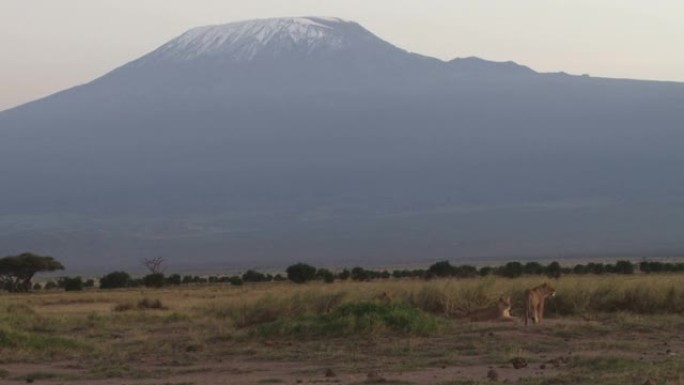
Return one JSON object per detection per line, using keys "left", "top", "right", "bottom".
{"left": 2, "top": 0, "right": 683, "bottom": 111}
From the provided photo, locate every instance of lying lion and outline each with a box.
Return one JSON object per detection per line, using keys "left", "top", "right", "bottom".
{"left": 469, "top": 296, "right": 517, "bottom": 322}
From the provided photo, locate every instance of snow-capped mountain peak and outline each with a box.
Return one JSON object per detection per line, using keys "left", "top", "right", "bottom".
{"left": 146, "top": 16, "right": 381, "bottom": 62}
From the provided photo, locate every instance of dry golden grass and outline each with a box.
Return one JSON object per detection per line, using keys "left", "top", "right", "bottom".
{"left": 1, "top": 274, "right": 684, "bottom": 384}
{"left": 4, "top": 273, "right": 684, "bottom": 318}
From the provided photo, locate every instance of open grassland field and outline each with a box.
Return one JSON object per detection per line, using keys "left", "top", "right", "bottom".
{"left": 1, "top": 275, "right": 684, "bottom": 384}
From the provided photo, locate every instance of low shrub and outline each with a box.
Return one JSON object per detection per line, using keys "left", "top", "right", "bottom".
{"left": 112, "top": 303, "right": 135, "bottom": 312}
{"left": 62, "top": 276, "right": 83, "bottom": 292}
{"left": 99, "top": 271, "right": 132, "bottom": 289}
{"left": 142, "top": 273, "right": 165, "bottom": 288}
{"left": 137, "top": 298, "right": 166, "bottom": 310}
{"left": 112, "top": 298, "right": 166, "bottom": 312}
{"left": 286, "top": 263, "right": 317, "bottom": 284}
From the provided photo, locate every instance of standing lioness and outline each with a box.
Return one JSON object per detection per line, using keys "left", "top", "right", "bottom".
{"left": 524, "top": 283, "right": 556, "bottom": 326}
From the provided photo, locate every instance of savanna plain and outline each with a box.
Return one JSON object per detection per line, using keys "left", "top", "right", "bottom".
{"left": 1, "top": 274, "right": 684, "bottom": 385}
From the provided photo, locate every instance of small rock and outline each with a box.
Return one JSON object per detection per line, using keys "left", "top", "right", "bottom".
{"left": 643, "top": 380, "right": 656, "bottom": 385}
{"left": 539, "top": 364, "right": 546, "bottom": 370}
{"left": 487, "top": 368, "right": 499, "bottom": 381}
{"left": 325, "top": 368, "right": 336, "bottom": 377}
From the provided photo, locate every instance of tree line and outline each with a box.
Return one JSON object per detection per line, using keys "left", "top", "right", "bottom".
{"left": 2, "top": 252, "right": 684, "bottom": 292}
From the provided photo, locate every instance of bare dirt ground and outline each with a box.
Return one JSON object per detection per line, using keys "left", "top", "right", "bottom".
{"left": 2, "top": 318, "right": 683, "bottom": 385}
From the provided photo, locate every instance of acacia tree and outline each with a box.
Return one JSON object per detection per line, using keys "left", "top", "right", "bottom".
{"left": 143, "top": 256, "right": 166, "bottom": 274}
{"left": 0, "top": 253, "right": 64, "bottom": 292}
{"left": 142, "top": 256, "right": 166, "bottom": 288}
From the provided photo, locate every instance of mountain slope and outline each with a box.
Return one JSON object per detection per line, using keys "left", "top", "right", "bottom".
{"left": 1, "top": 17, "right": 684, "bottom": 272}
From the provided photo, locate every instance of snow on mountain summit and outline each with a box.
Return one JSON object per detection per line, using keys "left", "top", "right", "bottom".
{"left": 145, "top": 17, "right": 387, "bottom": 62}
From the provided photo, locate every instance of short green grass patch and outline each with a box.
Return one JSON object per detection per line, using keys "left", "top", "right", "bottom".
{"left": 256, "top": 302, "right": 443, "bottom": 338}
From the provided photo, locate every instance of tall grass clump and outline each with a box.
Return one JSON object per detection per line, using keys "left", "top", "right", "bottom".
{"left": 0, "top": 304, "right": 88, "bottom": 358}
{"left": 199, "top": 286, "right": 442, "bottom": 337}
{"left": 547, "top": 275, "right": 684, "bottom": 316}
{"left": 603, "top": 284, "right": 684, "bottom": 314}
{"left": 202, "top": 289, "right": 348, "bottom": 327}
{"left": 404, "top": 278, "right": 508, "bottom": 317}
{"left": 0, "top": 326, "right": 17, "bottom": 348}
{"left": 231, "top": 295, "right": 291, "bottom": 328}
{"left": 198, "top": 274, "right": 684, "bottom": 338}
{"left": 410, "top": 285, "right": 451, "bottom": 315}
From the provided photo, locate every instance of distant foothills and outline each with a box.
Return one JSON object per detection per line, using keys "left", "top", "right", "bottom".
{"left": 1, "top": 17, "right": 684, "bottom": 272}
